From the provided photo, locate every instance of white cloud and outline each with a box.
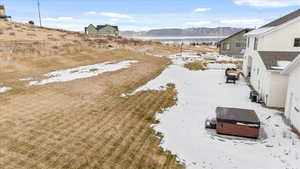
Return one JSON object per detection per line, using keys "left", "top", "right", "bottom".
{"left": 100, "top": 12, "right": 132, "bottom": 19}
{"left": 194, "top": 8, "right": 211, "bottom": 13}
{"left": 220, "top": 18, "right": 263, "bottom": 24}
{"left": 85, "top": 11, "right": 97, "bottom": 15}
{"left": 234, "top": 0, "right": 300, "bottom": 7}
{"left": 84, "top": 11, "right": 135, "bottom": 23}
{"left": 185, "top": 21, "right": 212, "bottom": 26}
{"left": 43, "top": 17, "right": 76, "bottom": 22}
{"left": 85, "top": 11, "right": 133, "bottom": 19}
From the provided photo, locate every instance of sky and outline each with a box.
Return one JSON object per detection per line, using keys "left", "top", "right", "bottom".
{"left": 1, "top": 0, "right": 300, "bottom": 31}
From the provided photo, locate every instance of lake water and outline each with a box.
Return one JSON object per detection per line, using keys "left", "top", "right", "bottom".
{"left": 134, "top": 36, "right": 226, "bottom": 44}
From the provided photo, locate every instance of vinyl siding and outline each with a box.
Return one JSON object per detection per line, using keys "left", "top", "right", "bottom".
{"left": 285, "top": 65, "right": 300, "bottom": 131}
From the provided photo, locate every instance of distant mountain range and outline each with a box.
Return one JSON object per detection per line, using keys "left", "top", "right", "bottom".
{"left": 120, "top": 27, "right": 244, "bottom": 37}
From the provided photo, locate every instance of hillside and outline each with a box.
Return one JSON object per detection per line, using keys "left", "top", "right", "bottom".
{"left": 0, "top": 20, "right": 180, "bottom": 169}
{"left": 0, "top": 20, "right": 217, "bottom": 169}
{"left": 121, "top": 27, "right": 243, "bottom": 37}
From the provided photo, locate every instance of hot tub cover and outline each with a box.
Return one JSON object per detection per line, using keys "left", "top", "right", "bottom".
{"left": 216, "top": 107, "right": 260, "bottom": 125}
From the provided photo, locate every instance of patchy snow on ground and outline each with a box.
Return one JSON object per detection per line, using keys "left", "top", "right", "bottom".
{"left": 207, "top": 63, "right": 237, "bottom": 70}
{"left": 0, "top": 86, "right": 11, "bottom": 93}
{"left": 172, "top": 53, "right": 203, "bottom": 63}
{"left": 19, "top": 77, "right": 34, "bottom": 81}
{"left": 28, "top": 60, "right": 138, "bottom": 86}
{"left": 131, "top": 53, "right": 300, "bottom": 169}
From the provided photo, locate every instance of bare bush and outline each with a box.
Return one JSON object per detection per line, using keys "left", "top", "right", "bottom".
{"left": 184, "top": 61, "right": 207, "bottom": 71}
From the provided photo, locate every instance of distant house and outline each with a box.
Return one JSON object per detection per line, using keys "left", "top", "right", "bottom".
{"left": 85, "top": 24, "right": 119, "bottom": 36}
{"left": 0, "top": 5, "right": 11, "bottom": 21}
{"left": 242, "top": 9, "right": 300, "bottom": 108}
{"left": 218, "top": 29, "right": 253, "bottom": 58}
{"left": 282, "top": 55, "right": 300, "bottom": 132}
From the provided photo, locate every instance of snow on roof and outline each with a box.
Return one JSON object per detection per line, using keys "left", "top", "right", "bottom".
{"left": 272, "top": 60, "right": 292, "bottom": 70}
{"left": 245, "top": 27, "right": 276, "bottom": 36}
{"left": 258, "top": 51, "right": 300, "bottom": 70}
{"left": 282, "top": 54, "right": 300, "bottom": 74}
{"left": 272, "top": 66, "right": 287, "bottom": 70}
{"left": 277, "top": 60, "right": 291, "bottom": 68}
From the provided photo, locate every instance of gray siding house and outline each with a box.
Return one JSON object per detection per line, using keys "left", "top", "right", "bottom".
{"left": 218, "top": 29, "right": 253, "bottom": 58}
{"left": 85, "top": 24, "right": 119, "bottom": 36}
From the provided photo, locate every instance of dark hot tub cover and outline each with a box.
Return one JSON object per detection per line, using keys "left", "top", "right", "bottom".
{"left": 216, "top": 107, "right": 260, "bottom": 125}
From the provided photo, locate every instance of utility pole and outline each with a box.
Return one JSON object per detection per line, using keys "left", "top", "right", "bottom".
{"left": 180, "top": 40, "right": 183, "bottom": 56}
{"left": 37, "top": 0, "right": 42, "bottom": 27}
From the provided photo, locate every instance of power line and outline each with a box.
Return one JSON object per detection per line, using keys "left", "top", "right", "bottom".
{"left": 37, "top": 0, "right": 42, "bottom": 26}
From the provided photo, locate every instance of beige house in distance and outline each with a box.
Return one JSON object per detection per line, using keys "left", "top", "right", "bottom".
{"left": 85, "top": 24, "right": 119, "bottom": 36}
{"left": 0, "top": 5, "right": 11, "bottom": 21}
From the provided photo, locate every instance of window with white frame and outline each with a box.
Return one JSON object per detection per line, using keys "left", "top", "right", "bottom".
{"left": 294, "top": 38, "right": 300, "bottom": 47}
{"left": 254, "top": 38, "right": 258, "bottom": 50}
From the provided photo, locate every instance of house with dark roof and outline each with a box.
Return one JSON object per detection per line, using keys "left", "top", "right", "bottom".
{"left": 282, "top": 55, "right": 300, "bottom": 132}
{"left": 0, "top": 5, "right": 11, "bottom": 21}
{"left": 84, "top": 24, "right": 119, "bottom": 36}
{"left": 242, "top": 9, "right": 300, "bottom": 108}
{"left": 218, "top": 29, "right": 253, "bottom": 58}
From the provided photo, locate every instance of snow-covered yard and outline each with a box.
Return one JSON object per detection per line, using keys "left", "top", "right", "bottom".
{"left": 132, "top": 53, "right": 300, "bottom": 169}
{"left": 28, "top": 60, "right": 138, "bottom": 86}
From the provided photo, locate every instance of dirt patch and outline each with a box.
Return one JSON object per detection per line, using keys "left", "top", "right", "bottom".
{"left": 184, "top": 61, "right": 207, "bottom": 71}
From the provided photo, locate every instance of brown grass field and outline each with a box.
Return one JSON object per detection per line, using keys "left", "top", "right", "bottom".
{"left": 0, "top": 20, "right": 216, "bottom": 169}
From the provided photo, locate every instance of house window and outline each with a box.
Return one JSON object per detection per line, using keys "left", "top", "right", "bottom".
{"left": 222, "top": 43, "right": 226, "bottom": 50}
{"left": 257, "top": 68, "right": 260, "bottom": 75}
{"left": 236, "top": 42, "right": 241, "bottom": 48}
{"left": 222, "top": 43, "right": 230, "bottom": 50}
{"left": 294, "top": 38, "right": 300, "bottom": 47}
{"left": 254, "top": 38, "right": 258, "bottom": 50}
{"left": 226, "top": 43, "right": 230, "bottom": 50}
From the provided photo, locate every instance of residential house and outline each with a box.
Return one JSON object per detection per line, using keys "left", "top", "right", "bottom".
{"left": 242, "top": 9, "right": 300, "bottom": 108}
{"left": 85, "top": 24, "right": 119, "bottom": 36}
{"left": 0, "top": 5, "right": 10, "bottom": 21}
{"left": 218, "top": 29, "right": 253, "bottom": 58}
{"left": 282, "top": 55, "right": 300, "bottom": 132}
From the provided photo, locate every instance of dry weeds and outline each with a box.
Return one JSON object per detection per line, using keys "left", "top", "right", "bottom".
{"left": 0, "top": 49, "right": 183, "bottom": 169}
{"left": 184, "top": 61, "right": 207, "bottom": 71}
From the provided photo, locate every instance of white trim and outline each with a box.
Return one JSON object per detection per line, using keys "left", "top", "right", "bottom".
{"left": 245, "top": 27, "right": 276, "bottom": 37}
{"left": 245, "top": 16, "right": 300, "bottom": 38}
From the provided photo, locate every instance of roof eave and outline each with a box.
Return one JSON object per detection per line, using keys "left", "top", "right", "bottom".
{"left": 245, "top": 16, "right": 300, "bottom": 39}
{"left": 260, "top": 16, "right": 300, "bottom": 38}
{"left": 219, "top": 29, "right": 252, "bottom": 43}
